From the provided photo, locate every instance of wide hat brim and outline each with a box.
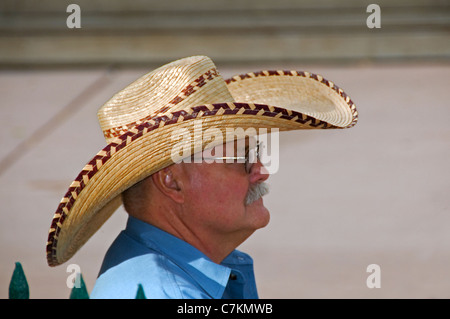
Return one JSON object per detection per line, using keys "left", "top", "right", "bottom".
{"left": 46, "top": 68, "right": 357, "bottom": 267}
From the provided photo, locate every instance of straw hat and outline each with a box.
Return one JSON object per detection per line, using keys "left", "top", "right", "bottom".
{"left": 46, "top": 55, "right": 358, "bottom": 266}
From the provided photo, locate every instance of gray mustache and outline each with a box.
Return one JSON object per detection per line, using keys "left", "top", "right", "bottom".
{"left": 245, "top": 182, "right": 270, "bottom": 205}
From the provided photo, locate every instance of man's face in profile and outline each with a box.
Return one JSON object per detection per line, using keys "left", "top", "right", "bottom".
{"left": 175, "top": 138, "right": 271, "bottom": 243}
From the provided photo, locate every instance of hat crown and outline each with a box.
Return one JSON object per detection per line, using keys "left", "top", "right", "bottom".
{"left": 98, "top": 56, "right": 234, "bottom": 143}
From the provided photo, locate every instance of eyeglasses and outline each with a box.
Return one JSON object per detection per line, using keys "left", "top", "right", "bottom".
{"left": 200, "top": 142, "right": 263, "bottom": 174}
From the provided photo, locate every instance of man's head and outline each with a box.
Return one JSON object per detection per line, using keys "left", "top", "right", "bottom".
{"left": 122, "top": 139, "right": 270, "bottom": 263}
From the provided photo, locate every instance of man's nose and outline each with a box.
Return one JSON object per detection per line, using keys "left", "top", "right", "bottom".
{"left": 249, "top": 160, "right": 270, "bottom": 184}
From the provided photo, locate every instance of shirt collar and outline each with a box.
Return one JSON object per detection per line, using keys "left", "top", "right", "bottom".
{"left": 125, "top": 216, "right": 232, "bottom": 299}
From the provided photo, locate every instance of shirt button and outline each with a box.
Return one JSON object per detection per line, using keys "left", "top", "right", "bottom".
{"left": 229, "top": 273, "right": 237, "bottom": 280}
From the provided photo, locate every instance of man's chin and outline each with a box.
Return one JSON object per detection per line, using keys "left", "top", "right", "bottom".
{"left": 250, "top": 198, "right": 271, "bottom": 229}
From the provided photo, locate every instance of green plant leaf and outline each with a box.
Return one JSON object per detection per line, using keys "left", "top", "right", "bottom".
{"left": 69, "top": 273, "right": 89, "bottom": 299}
{"left": 9, "top": 262, "right": 29, "bottom": 299}
{"left": 135, "top": 284, "right": 146, "bottom": 299}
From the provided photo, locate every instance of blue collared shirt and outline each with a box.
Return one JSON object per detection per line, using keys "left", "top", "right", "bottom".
{"left": 90, "top": 216, "right": 259, "bottom": 299}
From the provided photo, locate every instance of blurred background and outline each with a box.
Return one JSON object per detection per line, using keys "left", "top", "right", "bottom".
{"left": 1, "top": 0, "right": 449, "bottom": 298}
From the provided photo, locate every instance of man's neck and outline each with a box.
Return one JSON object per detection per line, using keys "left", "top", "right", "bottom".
{"left": 132, "top": 210, "right": 251, "bottom": 264}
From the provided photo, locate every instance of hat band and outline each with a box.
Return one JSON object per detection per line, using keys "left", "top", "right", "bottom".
{"left": 102, "top": 68, "right": 220, "bottom": 140}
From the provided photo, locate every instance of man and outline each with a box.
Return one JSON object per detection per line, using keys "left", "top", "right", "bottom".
{"left": 46, "top": 55, "right": 357, "bottom": 299}
{"left": 90, "top": 139, "right": 270, "bottom": 298}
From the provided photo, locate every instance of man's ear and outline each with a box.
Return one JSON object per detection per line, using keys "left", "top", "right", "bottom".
{"left": 151, "top": 167, "right": 184, "bottom": 204}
